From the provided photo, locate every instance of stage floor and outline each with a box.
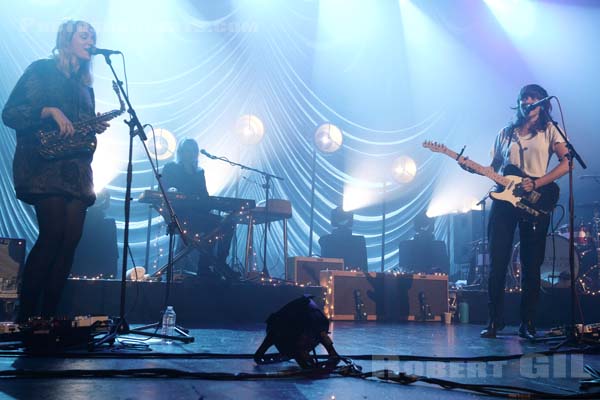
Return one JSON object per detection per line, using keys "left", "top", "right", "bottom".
{"left": 0, "top": 322, "right": 599, "bottom": 399}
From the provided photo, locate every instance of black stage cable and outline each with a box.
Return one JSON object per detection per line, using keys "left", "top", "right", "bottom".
{"left": 0, "top": 347, "right": 598, "bottom": 361}
{"left": 0, "top": 365, "right": 598, "bottom": 399}
{"left": 580, "top": 365, "right": 600, "bottom": 390}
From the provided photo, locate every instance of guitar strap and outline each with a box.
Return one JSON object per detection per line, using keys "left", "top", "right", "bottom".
{"left": 504, "top": 125, "right": 515, "bottom": 162}
{"left": 500, "top": 125, "right": 518, "bottom": 174}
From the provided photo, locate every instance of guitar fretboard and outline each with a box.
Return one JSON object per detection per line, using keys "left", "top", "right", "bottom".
{"left": 429, "top": 145, "right": 510, "bottom": 187}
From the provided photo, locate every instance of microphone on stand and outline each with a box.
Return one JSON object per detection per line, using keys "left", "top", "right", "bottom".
{"left": 200, "top": 149, "right": 216, "bottom": 159}
{"left": 88, "top": 47, "right": 122, "bottom": 56}
{"left": 522, "top": 96, "right": 554, "bottom": 114}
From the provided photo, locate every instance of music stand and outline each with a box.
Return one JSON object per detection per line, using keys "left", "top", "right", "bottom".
{"left": 98, "top": 53, "right": 193, "bottom": 344}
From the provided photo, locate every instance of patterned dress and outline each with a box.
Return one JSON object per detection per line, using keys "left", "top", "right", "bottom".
{"left": 2, "top": 58, "right": 97, "bottom": 206}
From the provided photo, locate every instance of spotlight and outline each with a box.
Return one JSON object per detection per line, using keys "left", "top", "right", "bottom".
{"left": 236, "top": 114, "right": 265, "bottom": 145}
{"left": 147, "top": 128, "right": 177, "bottom": 160}
{"left": 314, "top": 123, "right": 343, "bottom": 153}
{"left": 392, "top": 155, "right": 417, "bottom": 183}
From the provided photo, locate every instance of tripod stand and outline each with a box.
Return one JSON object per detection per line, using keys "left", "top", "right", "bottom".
{"left": 99, "top": 52, "right": 193, "bottom": 344}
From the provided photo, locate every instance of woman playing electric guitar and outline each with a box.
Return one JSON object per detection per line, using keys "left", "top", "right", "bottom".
{"left": 460, "top": 84, "right": 571, "bottom": 339}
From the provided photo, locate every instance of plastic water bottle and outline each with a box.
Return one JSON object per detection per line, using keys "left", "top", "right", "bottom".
{"left": 161, "top": 306, "right": 176, "bottom": 344}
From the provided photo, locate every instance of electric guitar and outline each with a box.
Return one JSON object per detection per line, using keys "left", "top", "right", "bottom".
{"left": 422, "top": 140, "right": 559, "bottom": 218}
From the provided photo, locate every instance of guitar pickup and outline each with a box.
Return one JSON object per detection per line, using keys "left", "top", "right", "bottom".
{"left": 514, "top": 186, "right": 541, "bottom": 205}
{"left": 516, "top": 202, "right": 540, "bottom": 217}
{"left": 526, "top": 190, "right": 541, "bottom": 204}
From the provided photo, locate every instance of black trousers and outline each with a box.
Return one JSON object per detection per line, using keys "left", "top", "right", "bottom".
{"left": 17, "top": 196, "right": 87, "bottom": 322}
{"left": 487, "top": 200, "right": 550, "bottom": 325}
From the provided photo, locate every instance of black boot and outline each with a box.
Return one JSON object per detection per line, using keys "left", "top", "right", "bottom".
{"left": 518, "top": 321, "right": 536, "bottom": 340}
{"left": 481, "top": 302, "right": 503, "bottom": 338}
{"left": 480, "top": 322, "right": 498, "bottom": 338}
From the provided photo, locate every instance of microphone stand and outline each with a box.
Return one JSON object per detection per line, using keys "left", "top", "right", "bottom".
{"left": 539, "top": 107, "right": 587, "bottom": 349}
{"left": 200, "top": 151, "right": 284, "bottom": 277}
{"left": 381, "top": 182, "right": 387, "bottom": 272}
{"left": 476, "top": 194, "right": 489, "bottom": 291}
{"left": 100, "top": 53, "right": 193, "bottom": 343}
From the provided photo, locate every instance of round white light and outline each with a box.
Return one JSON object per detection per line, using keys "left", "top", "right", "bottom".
{"left": 314, "top": 123, "right": 343, "bottom": 153}
{"left": 392, "top": 156, "right": 417, "bottom": 183}
{"left": 236, "top": 114, "right": 265, "bottom": 145}
{"left": 147, "top": 128, "right": 177, "bottom": 160}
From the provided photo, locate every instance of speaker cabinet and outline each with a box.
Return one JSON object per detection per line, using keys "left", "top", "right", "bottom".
{"left": 383, "top": 273, "right": 448, "bottom": 321}
{"left": 320, "top": 270, "right": 448, "bottom": 321}
{"left": 320, "top": 271, "right": 385, "bottom": 321}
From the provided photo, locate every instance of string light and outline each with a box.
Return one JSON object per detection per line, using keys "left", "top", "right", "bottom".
{"left": 578, "top": 265, "right": 600, "bottom": 295}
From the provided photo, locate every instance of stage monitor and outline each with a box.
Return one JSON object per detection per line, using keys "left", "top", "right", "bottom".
{"left": 398, "top": 239, "right": 449, "bottom": 274}
{"left": 319, "top": 232, "right": 368, "bottom": 272}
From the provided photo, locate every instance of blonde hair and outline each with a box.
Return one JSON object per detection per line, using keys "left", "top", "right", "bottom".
{"left": 52, "top": 20, "right": 95, "bottom": 86}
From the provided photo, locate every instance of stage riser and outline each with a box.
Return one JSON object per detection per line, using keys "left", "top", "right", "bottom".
{"left": 55, "top": 279, "right": 325, "bottom": 325}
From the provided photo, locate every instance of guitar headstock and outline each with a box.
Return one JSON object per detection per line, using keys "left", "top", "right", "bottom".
{"left": 422, "top": 140, "right": 448, "bottom": 154}
{"left": 111, "top": 81, "right": 126, "bottom": 112}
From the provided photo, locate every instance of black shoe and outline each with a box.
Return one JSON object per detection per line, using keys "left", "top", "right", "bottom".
{"left": 480, "top": 324, "right": 497, "bottom": 338}
{"left": 518, "top": 322, "right": 536, "bottom": 340}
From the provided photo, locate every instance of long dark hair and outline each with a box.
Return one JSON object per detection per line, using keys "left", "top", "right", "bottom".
{"left": 176, "top": 138, "right": 199, "bottom": 167}
{"left": 507, "top": 84, "right": 552, "bottom": 136}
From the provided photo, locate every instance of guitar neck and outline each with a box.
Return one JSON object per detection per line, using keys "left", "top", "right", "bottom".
{"left": 441, "top": 148, "right": 509, "bottom": 187}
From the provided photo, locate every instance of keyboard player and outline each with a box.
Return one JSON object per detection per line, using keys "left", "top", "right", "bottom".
{"left": 160, "top": 138, "right": 235, "bottom": 277}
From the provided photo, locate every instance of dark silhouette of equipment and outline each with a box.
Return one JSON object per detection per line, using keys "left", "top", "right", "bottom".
{"left": 71, "top": 190, "right": 118, "bottom": 278}
{"left": 398, "top": 239, "right": 449, "bottom": 274}
{"left": 397, "top": 211, "right": 449, "bottom": 274}
{"left": 318, "top": 206, "right": 368, "bottom": 271}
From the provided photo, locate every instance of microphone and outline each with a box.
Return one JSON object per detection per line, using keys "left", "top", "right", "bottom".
{"left": 200, "top": 149, "right": 215, "bottom": 159}
{"left": 522, "top": 96, "right": 554, "bottom": 113}
{"left": 88, "top": 47, "right": 122, "bottom": 56}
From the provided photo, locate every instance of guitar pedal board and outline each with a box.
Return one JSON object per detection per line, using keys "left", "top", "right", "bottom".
{"left": 0, "top": 316, "right": 114, "bottom": 351}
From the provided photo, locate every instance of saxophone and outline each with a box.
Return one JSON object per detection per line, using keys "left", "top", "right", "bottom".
{"left": 35, "top": 81, "right": 125, "bottom": 160}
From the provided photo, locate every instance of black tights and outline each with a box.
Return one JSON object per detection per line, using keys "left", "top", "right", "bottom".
{"left": 17, "top": 196, "right": 87, "bottom": 322}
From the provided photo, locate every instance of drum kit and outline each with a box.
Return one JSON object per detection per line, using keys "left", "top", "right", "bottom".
{"left": 508, "top": 202, "right": 600, "bottom": 294}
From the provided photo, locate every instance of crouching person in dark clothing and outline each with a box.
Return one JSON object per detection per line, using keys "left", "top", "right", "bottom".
{"left": 254, "top": 295, "right": 339, "bottom": 369}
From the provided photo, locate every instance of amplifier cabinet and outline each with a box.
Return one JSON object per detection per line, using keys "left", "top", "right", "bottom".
{"left": 383, "top": 273, "right": 449, "bottom": 322}
{"left": 320, "top": 270, "right": 448, "bottom": 322}
{"left": 286, "top": 256, "right": 344, "bottom": 285}
{"left": 320, "top": 270, "right": 384, "bottom": 321}
{"left": 0, "top": 238, "right": 26, "bottom": 296}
